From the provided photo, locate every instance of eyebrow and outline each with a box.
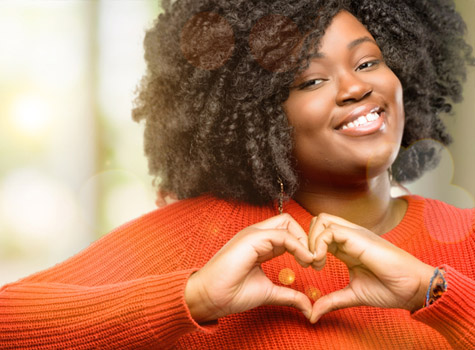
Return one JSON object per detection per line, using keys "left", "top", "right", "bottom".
{"left": 312, "top": 36, "right": 377, "bottom": 58}
{"left": 347, "top": 36, "right": 377, "bottom": 50}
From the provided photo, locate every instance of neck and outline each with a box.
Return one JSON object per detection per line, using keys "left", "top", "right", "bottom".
{"left": 293, "top": 173, "right": 406, "bottom": 235}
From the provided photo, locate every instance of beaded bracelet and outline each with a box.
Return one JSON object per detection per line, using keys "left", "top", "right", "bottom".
{"left": 424, "top": 268, "right": 447, "bottom": 307}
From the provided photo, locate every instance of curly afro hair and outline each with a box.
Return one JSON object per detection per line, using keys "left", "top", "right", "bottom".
{"left": 132, "top": 0, "right": 474, "bottom": 205}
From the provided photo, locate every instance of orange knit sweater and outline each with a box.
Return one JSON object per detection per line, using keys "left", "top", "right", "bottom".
{"left": 1, "top": 195, "right": 474, "bottom": 349}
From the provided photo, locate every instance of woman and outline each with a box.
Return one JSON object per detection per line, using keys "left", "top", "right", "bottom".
{"left": 1, "top": 0, "right": 474, "bottom": 349}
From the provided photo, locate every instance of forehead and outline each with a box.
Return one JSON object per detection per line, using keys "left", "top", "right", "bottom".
{"left": 318, "top": 11, "right": 375, "bottom": 51}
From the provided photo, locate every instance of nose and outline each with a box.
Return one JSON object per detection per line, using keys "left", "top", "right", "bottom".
{"left": 335, "top": 72, "right": 372, "bottom": 105}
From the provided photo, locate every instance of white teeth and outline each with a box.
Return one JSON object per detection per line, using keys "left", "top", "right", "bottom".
{"left": 340, "top": 112, "right": 380, "bottom": 130}
{"left": 357, "top": 116, "right": 368, "bottom": 124}
{"left": 367, "top": 112, "right": 379, "bottom": 121}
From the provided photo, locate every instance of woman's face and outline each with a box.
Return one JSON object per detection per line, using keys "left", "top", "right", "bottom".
{"left": 284, "top": 11, "right": 404, "bottom": 188}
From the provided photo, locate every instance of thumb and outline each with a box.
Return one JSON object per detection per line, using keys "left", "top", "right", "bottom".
{"left": 266, "top": 285, "right": 313, "bottom": 320}
{"left": 310, "top": 287, "right": 358, "bottom": 323}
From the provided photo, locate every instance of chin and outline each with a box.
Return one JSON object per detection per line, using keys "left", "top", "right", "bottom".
{"left": 364, "top": 148, "right": 400, "bottom": 180}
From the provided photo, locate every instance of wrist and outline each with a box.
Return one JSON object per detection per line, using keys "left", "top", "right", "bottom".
{"left": 423, "top": 267, "right": 447, "bottom": 308}
{"left": 408, "top": 264, "right": 436, "bottom": 312}
{"left": 184, "top": 271, "right": 216, "bottom": 323}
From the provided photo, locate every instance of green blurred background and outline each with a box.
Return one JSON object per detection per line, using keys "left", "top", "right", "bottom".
{"left": 0, "top": 0, "right": 474, "bottom": 284}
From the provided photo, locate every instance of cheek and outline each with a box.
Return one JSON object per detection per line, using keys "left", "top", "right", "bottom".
{"left": 392, "top": 78, "right": 404, "bottom": 108}
{"left": 374, "top": 71, "right": 405, "bottom": 134}
{"left": 292, "top": 131, "right": 328, "bottom": 160}
{"left": 286, "top": 96, "right": 333, "bottom": 165}
{"left": 286, "top": 102, "right": 334, "bottom": 177}
{"left": 388, "top": 75, "right": 405, "bottom": 139}
{"left": 284, "top": 90, "right": 333, "bottom": 132}
{"left": 384, "top": 72, "right": 404, "bottom": 115}
{"left": 292, "top": 136, "right": 339, "bottom": 180}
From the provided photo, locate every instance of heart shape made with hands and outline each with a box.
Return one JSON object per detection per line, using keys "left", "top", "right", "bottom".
{"left": 306, "top": 212, "right": 435, "bottom": 323}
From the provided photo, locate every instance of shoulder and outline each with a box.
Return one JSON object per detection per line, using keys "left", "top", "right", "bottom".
{"left": 130, "top": 194, "right": 277, "bottom": 265}
{"left": 407, "top": 195, "right": 475, "bottom": 242}
{"left": 413, "top": 195, "right": 474, "bottom": 221}
{"left": 121, "top": 194, "right": 276, "bottom": 241}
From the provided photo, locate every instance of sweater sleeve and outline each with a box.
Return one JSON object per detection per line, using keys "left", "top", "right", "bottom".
{"left": 0, "top": 270, "right": 216, "bottom": 349}
{"left": 411, "top": 265, "right": 475, "bottom": 349}
{"left": 0, "top": 199, "right": 218, "bottom": 349}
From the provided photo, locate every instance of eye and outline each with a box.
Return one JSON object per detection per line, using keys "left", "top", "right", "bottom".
{"left": 356, "top": 60, "right": 380, "bottom": 71}
{"left": 297, "top": 78, "right": 325, "bottom": 90}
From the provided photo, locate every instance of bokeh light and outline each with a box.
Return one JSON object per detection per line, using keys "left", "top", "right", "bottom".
{"left": 0, "top": 0, "right": 160, "bottom": 285}
{"left": 278, "top": 268, "right": 296, "bottom": 285}
{"left": 305, "top": 286, "right": 322, "bottom": 301}
{"left": 404, "top": 140, "right": 474, "bottom": 209}
{"left": 9, "top": 94, "right": 52, "bottom": 136}
{"left": 0, "top": 168, "right": 76, "bottom": 240}
{"left": 180, "top": 12, "right": 235, "bottom": 70}
{"left": 0, "top": 0, "right": 473, "bottom": 287}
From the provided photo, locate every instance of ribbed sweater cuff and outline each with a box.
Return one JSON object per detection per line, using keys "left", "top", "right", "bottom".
{"left": 143, "top": 269, "right": 218, "bottom": 342}
{"left": 412, "top": 265, "right": 475, "bottom": 348}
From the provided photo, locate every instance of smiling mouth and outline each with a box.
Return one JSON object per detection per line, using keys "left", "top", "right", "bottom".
{"left": 336, "top": 110, "right": 386, "bottom": 136}
{"left": 338, "top": 111, "right": 381, "bottom": 130}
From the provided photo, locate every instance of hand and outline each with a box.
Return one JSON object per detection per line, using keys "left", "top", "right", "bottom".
{"left": 308, "top": 213, "right": 435, "bottom": 323}
{"left": 185, "top": 214, "right": 314, "bottom": 323}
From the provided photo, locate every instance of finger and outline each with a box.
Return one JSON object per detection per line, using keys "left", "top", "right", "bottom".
{"left": 312, "top": 223, "right": 395, "bottom": 272}
{"left": 309, "top": 215, "right": 333, "bottom": 255}
{"left": 314, "top": 228, "right": 341, "bottom": 260}
{"left": 260, "top": 229, "right": 314, "bottom": 266}
{"left": 313, "top": 224, "right": 367, "bottom": 268}
{"left": 309, "top": 286, "right": 359, "bottom": 323}
{"left": 265, "top": 285, "right": 313, "bottom": 320}
{"left": 310, "top": 228, "right": 333, "bottom": 270}
{"left": 308, "top": 217, "right": 317, "bottom": 254}
{"left": 316, "top": 213, "right": 362, "bottom": 228}
{"left": 253, "top": 213, "right": 309, "bottom": 250}
{"left": 311, "top": 226, "right": 362, "bottom": 270}
{"left": 308, "top": 213, "right": 361, "bottom": 254}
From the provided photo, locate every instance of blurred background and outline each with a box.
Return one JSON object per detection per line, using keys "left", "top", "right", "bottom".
{"left": 0, "top": 0, "right": 474, "bottom": 285}
{"left": 0, "top": 0, "right": 160, "bottom": 284}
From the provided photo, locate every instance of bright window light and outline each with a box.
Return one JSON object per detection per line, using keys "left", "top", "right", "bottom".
{"left": 10, "top": 94, "right": 52, "bottom": 136}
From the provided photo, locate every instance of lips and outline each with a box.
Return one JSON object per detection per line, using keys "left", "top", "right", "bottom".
{"left": 334, "top": 104, "right": 386, "bottom": 136}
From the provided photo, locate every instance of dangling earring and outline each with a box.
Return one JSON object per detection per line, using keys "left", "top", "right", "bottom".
{"left": 278, "top": 178, "right": 284, "bottom": 214}
{"left": 388, "top": 167, "right": 394, "bottom": 184}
